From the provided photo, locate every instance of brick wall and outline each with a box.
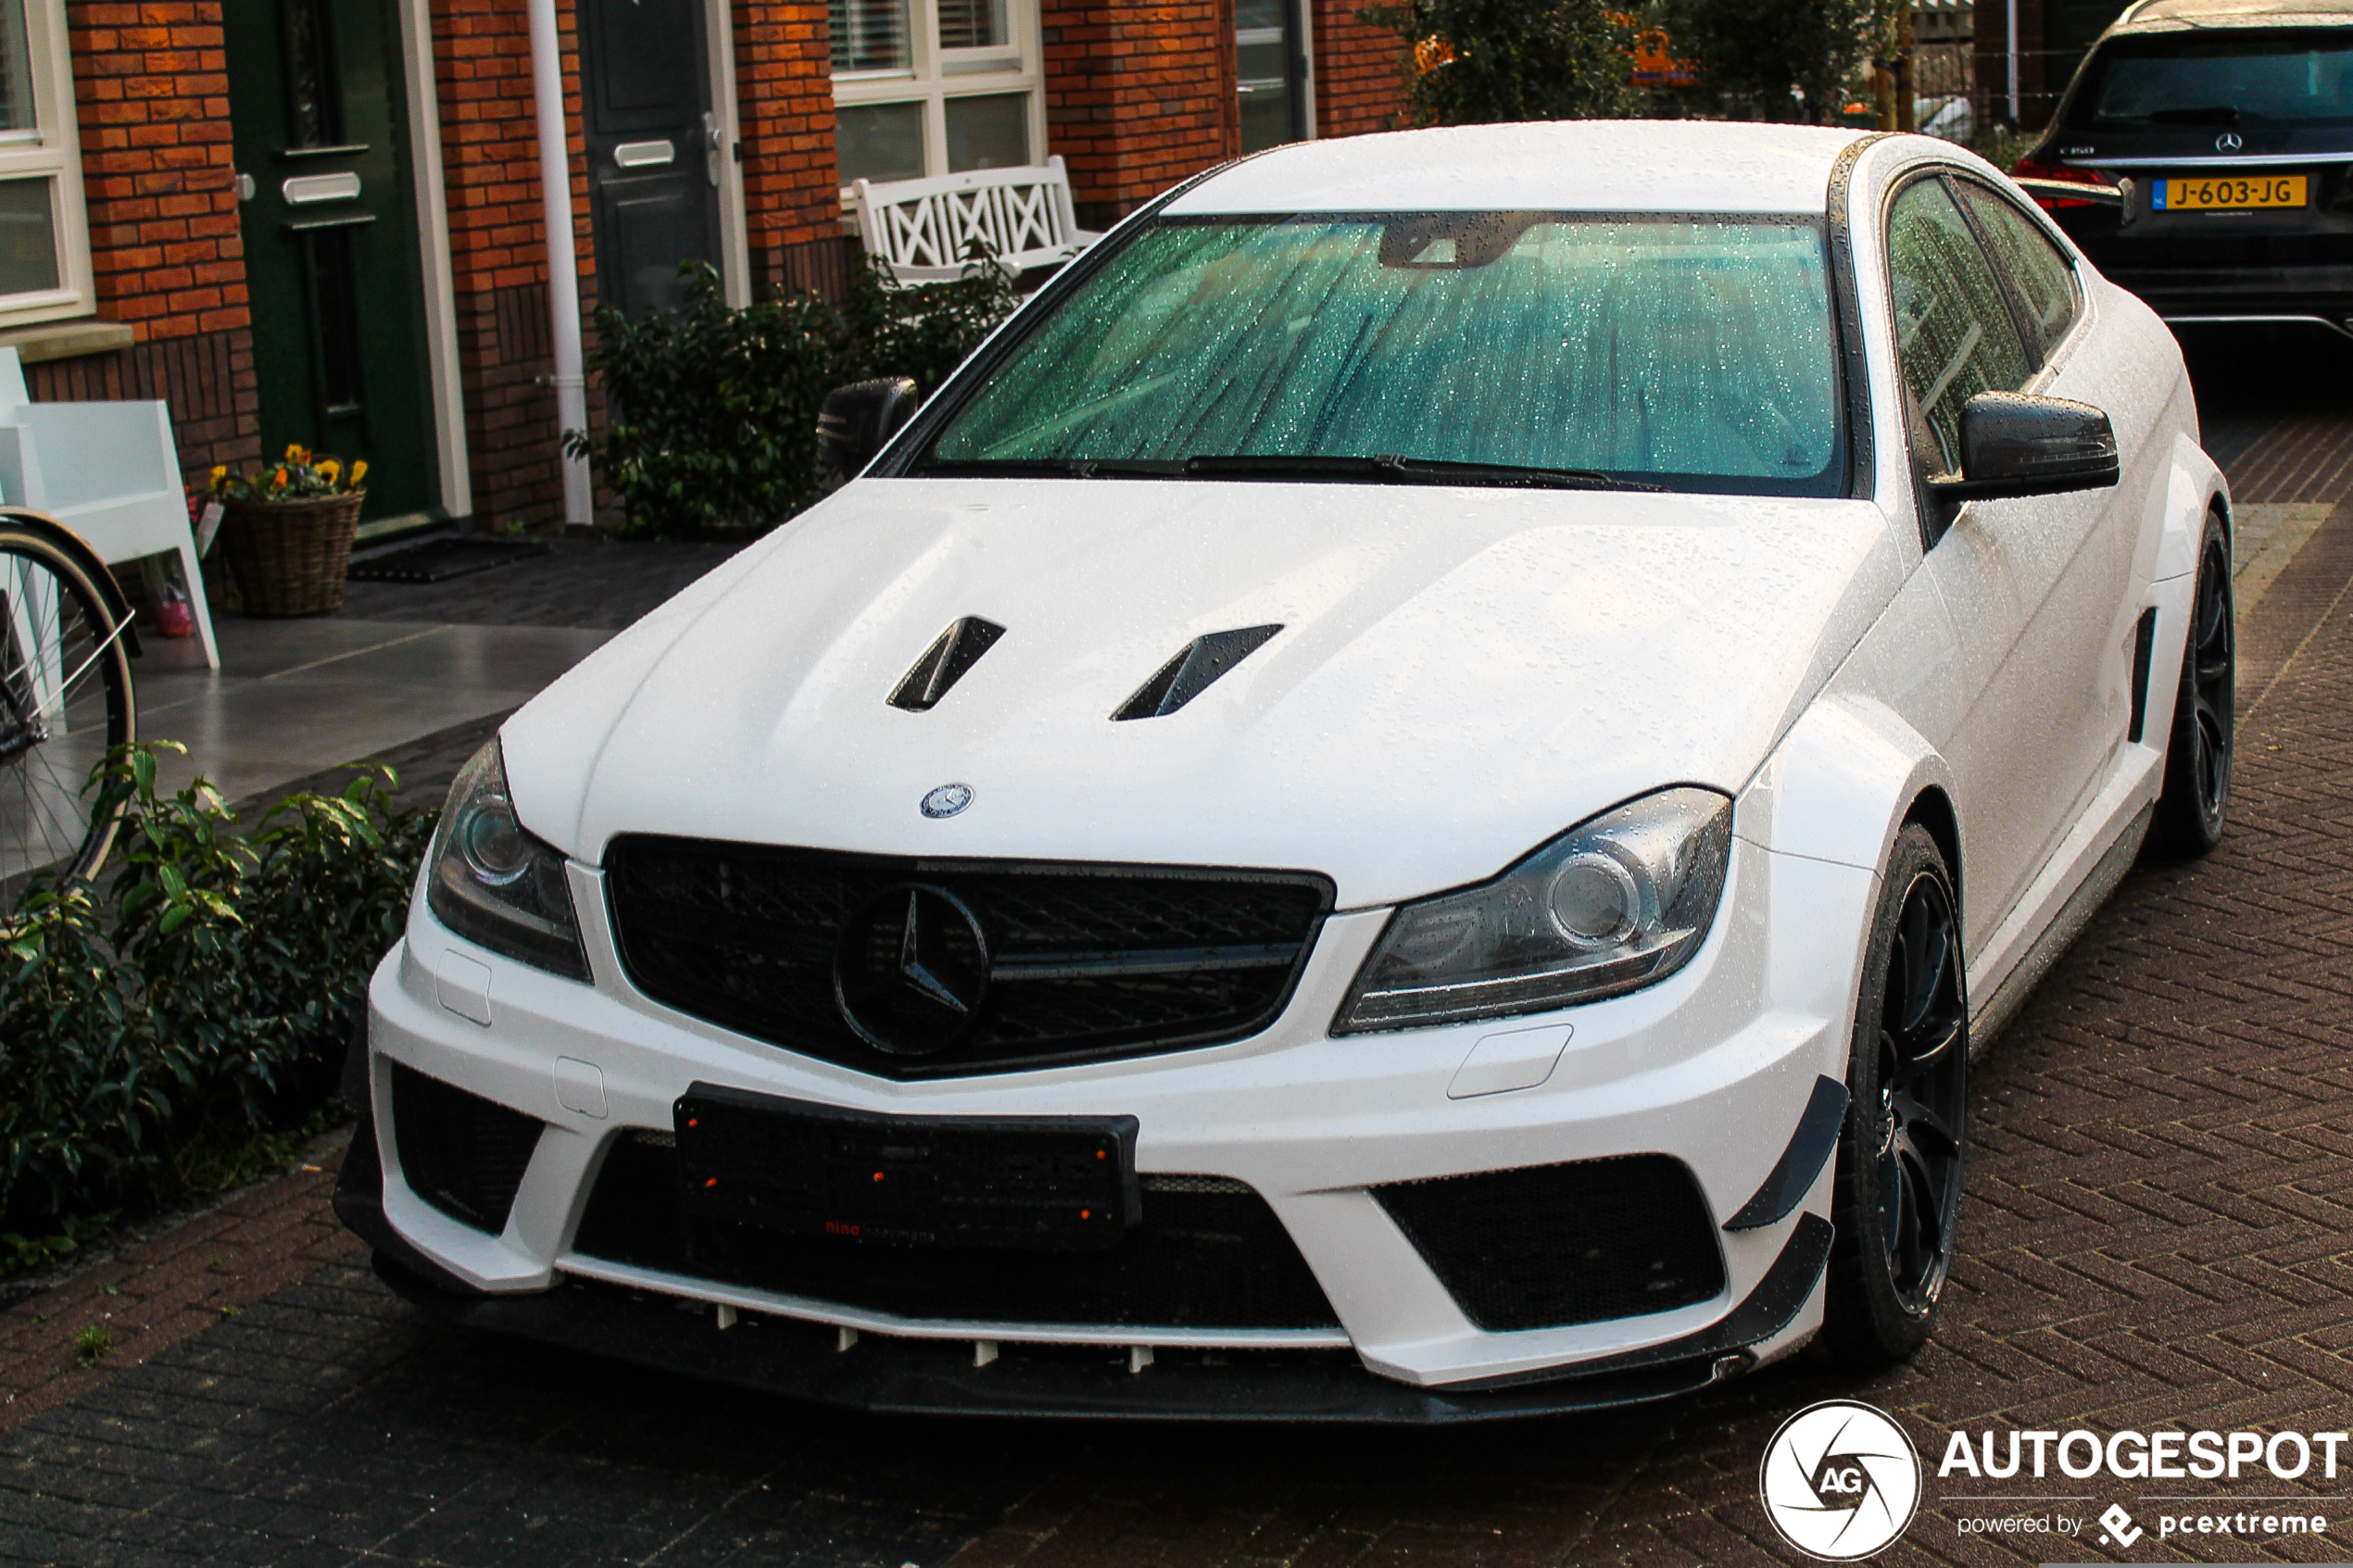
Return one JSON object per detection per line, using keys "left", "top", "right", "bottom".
{"left": 57, "top": 0, "right": 257, "bottom": 482}
{"left": 732, "top": 0, "right": 843, "bottom": 298}
{"left": 431, "top": 0, "right": 598, "bottom": 529}
{"left": 1041, "top": 0, "right": 1239, "bottom": 231}
{"left": 1311, "top": 0, "right": 1406, "bottom": 138}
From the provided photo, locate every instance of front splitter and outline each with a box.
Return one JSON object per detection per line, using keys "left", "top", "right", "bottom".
{"left": 371, "top": 1253, "right": 1743, "bottom": 1423}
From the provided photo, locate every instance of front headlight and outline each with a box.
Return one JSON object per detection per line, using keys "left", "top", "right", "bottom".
{"left": 424, "top": 740, "right": 590, "bottom": 981}
{"left": 1335, "top": 787, "right": 1732, "bottom": 1033}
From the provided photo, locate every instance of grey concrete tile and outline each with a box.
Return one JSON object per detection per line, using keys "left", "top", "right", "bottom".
{"left": 127, "top": 621, "right": 610, "bottom": 807}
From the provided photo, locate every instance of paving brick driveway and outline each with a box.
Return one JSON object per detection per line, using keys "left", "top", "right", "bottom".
{"left": 7, "top": 337, "right": 2353, "bottom": 1567}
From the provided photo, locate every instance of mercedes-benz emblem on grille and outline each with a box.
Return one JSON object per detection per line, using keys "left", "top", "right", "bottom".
{"left": 920, "top": 782, "right": 974, "bottom": 818}
{"left": 833, "top": 883, "right": 991, "bottom": 1055}
{"left": 2216, "top": 132, "right": 2243, "bottom": 151}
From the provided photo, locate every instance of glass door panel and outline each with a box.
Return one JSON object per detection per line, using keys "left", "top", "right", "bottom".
{"left": 1236, "top": 0, "right": 1302, "bottom": 153}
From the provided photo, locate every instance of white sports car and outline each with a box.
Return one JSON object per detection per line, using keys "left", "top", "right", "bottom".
{"left": 340, "top": 121, "right": 2233, "bottom": 1420}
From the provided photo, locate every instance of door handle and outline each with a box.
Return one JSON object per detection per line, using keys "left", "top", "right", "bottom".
{"left": 702, "top": 111, "right": 721, "bottom": 188}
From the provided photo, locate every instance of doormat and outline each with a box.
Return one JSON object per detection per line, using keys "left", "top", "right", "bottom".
{"left": 347, "top": 537, "right": 553, "bottom": 583}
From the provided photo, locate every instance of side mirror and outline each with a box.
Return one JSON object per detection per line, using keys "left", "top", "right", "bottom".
{"left": 816, "top": 377, "right": 919, "bottom": 476}
{"left": 1929, "top": 391, "right": 2120, "bottom": 502}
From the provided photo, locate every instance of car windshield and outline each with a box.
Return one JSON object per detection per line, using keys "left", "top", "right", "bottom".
{"left": 914, "top": 212, "right": 1846, "bottom": 496}
{"left": 2074, "top": 31, "right": 2353, "bottom": 128}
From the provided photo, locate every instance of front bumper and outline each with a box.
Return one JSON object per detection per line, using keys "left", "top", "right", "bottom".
{"left": 348, "top": 832, "right": 1870, "bottom": 1408}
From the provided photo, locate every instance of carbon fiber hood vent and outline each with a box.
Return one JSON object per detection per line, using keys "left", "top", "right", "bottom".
{"left": 888, "top": 616, "right": 1006, "bottom": 711}
{"left": 1114, "top": 624, "right": 1283, "bottom": 721}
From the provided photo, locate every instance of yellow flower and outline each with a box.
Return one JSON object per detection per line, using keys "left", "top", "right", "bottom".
{"left": 284, "top": 444, "right": 308, "bottom": 465}
{"left": 349, "top": 459, "right": 368, "bottom": 485}
{"left": 317, "top": 458, "right": 340, "bottom": 482}
{"left": 208, "top": 464, "right": 226, "bottom": 488}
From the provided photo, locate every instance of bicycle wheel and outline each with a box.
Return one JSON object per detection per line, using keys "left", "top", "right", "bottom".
{"left": 0, "top": 521, "right": 137, "bottom": 884}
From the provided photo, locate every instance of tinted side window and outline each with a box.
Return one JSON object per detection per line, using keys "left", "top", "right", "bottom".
{"left": 1957, "top": 181, "right": 2080, "bottom": 362}
{"left": 1887, "top": 177, "right": 2032, "bottom": 474}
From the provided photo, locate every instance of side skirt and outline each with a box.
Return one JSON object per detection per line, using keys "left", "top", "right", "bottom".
{"left": 1969, "top": 794, "right": 2156, "bottom": 1057}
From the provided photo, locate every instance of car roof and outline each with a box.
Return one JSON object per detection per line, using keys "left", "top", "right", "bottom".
{"left": 1163, "top": 121, "right": 1868, "bottom": 217}
{"left": 2116, "top": 0, "right": 2353, "bottom": 31}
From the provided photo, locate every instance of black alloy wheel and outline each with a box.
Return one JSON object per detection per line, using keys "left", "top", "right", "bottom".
{"left": 1822, "top": 822, "right": 1968, "bottom": 1369}
{"left": 2151, "top": 510, "right": 2233, "bottom": 858}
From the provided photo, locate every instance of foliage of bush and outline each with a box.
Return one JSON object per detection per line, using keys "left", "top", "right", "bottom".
{"left": 566, "top": 256, "right": 1020, "bottom": 539}
{"left": 1662, "top": 0, "right": 1875, "bottom": 124}
{"left": 0, "top": 746, "right": 434, "bottom": 1248}
{"left": 1359, "top": 0, "right": 1642, "bottom": 125}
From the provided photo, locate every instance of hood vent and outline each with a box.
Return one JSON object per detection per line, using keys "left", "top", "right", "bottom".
{"left": 888, "top": 616, "right": 1006, "bottom": 711}
{"left": 1113, "top": 624, "right": 1283, "bottom": 721}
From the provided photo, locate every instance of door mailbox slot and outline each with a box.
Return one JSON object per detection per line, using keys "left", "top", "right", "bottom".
{"left": 282, "top": 171, "right": 362, "bottom": 205}
{"left": 613, "top": 140, "right": 677, "bottom": 169}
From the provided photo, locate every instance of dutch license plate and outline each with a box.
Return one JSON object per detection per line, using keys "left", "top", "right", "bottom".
{"left": 674, "top": 1083, "right": 1140, "bottom": 1250}
{"left": 2155, "top": 175, "right": 2307, "bottom": 211}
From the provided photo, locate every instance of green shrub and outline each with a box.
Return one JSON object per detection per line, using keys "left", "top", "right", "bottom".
{"left": 567, "top": 256, "right": 1020, "bottom": 538}
{"left": 1661, "top": 0, "right": 1875, "bottom": 124}
{"left": 1359, "top": 0, "right": 1642, "bottom": 125}
{"left": 0, "top": 745, "right": 434, "bottom": 1246}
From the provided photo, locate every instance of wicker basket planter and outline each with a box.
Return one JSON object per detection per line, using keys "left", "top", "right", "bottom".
{"left": 220, "top": 492, "right": 365, "bottom": 617}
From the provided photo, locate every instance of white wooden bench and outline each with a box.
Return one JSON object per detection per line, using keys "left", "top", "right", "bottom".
{"left": 852, "top": 156, "right": 1103, "bottom": 284}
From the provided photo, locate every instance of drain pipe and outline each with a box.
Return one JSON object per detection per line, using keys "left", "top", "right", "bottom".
{"left": 525, "top": 0, "right": 592, "bottom": 528}
{"left": 2005, "top": 0, "right": 2023, "bottom": 125}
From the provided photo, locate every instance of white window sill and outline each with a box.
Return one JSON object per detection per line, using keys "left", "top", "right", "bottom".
{"left": 0, "top": 317, "right": 133, "bottom": 363}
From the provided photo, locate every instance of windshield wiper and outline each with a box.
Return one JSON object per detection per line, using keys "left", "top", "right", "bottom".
{"left": 1182, "top": 453, "right": 1664, "bottom": 492}
{"left": 916, "top": 457, "right": 1184, "bottom": 478}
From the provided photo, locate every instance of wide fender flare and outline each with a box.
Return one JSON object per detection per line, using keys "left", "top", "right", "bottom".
{"left": 1736, "top": 694, "right": 1957, "bottom": 1071}
{"left": 0, "top": 505, "right": 137, "bottom": 637}
{"left": 2155, "top": 431, "right": 2228, "bottom": 585}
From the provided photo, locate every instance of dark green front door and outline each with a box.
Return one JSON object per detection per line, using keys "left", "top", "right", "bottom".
{"left": 227, "top": 0, "right": 437, "bottom": 524}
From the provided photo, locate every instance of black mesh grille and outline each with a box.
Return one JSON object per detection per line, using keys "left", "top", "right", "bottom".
{"left": 573, "top": 1131, "right": 1340, "bottom": 1330}
{"left": 603, "top": 836, "right": 1331, "bottom": 1077}
{"left": 1374, "top": 1155, "right": 1726, "bottom": 1333}
{"left": 388, "top": 1062, "right": 545, "bottom": 1235}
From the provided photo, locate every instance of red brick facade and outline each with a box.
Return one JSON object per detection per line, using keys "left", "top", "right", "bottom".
{"left": 734, "top": 0, "right": 844, "bottom": 295}
{"left": 58, "top": 0, "right": 257, "bottom": 482}
{"left": 1041, "top": 0, "right": 1239, "bottom": 230}
{"left": 31, "top": 0, "right": 1405, "bottom": 527}
{"left": 1311, "top": 0, "right": 1407, "bottom": 138}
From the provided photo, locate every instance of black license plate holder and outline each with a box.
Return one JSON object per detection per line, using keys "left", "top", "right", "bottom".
{"left": 674, "top": 1083, "right": 1140, "bottom": 1251}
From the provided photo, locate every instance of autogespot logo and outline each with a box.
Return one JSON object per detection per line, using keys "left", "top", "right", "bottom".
{"left": 1760, "top": 1400, "right": 1924, "bottom": 1561}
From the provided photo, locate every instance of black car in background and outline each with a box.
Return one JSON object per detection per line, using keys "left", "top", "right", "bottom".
{"left": 2013, "top": 0, "right": 2353, "bottom": 342}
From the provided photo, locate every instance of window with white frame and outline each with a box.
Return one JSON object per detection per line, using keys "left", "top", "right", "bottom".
{"left": 0, "top": 0, "right": 91, "bottom": 324}
{"left": 831, "top": 0, "right": 1043, "bottom": 199}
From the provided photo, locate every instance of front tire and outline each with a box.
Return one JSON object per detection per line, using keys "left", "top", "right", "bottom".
{"left": 2150, "top": 510, "right": 2233, "bottom": 859}
{"left": 1821, "top": 822, "right": 1968, "bottom": 1370}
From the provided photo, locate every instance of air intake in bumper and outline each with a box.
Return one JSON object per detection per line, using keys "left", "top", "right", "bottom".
{"left": 388, "top": 1061, "right": 545, "bottom": 1236}
{"left": 571, "top": 1130, "right": 1340, "bottom": 1330}
{"left": 1374, "top": 1154, "right": 1726, "bottom": 1332}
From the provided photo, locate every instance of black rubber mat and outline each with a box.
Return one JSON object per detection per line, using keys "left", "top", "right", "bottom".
{"left": 347, "top": 537, "right": 553, "bottom": 583}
